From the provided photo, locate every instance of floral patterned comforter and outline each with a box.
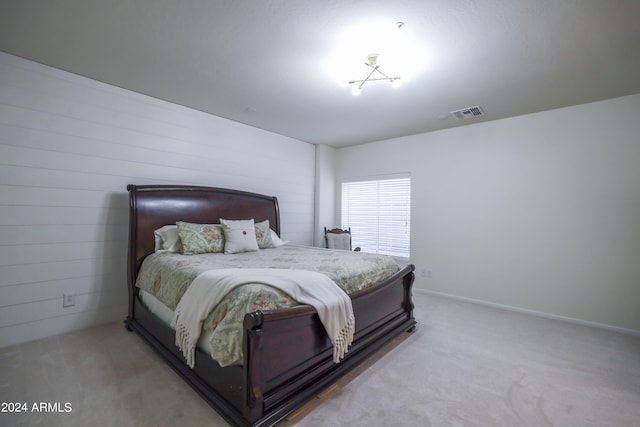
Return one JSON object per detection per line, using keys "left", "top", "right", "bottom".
{"left": 135, "top": 245, "right": 399, "bottom": 366}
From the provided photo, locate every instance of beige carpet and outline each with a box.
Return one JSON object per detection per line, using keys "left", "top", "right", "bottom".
{"left": 2, "top": 292, "right": 639, "bottom": 426}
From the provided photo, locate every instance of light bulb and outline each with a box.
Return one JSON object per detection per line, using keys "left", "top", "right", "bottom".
{"left": 351, "top": 85, "right": 362, "bottom": 96}
{"left": 390, "top": 78, "right": 402, "bottom": 89}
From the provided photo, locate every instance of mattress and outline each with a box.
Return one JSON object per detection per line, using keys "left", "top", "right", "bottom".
{"left": 135, "top": 245, "right": 399, "bottom": 366}
{"left": 139, "top": 288, "right": 215, "bottom": 356}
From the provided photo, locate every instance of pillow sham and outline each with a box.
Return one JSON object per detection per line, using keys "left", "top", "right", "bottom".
{"left": 153, "top": 224, "right": 182, "bottom": 253}
{"left": 269, "top": 229, "right": 287, "bottom": 247}
{"left": 176, "top": 221, "right": 225, "bottom": 254}
{"left": 220, "top": 218, "right": 259, "bottom": 254}
{"left": 254, "top": 220, "right": 274, "bottom": 249}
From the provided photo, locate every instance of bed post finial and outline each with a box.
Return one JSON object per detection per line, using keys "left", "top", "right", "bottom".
{"left": 245, "top": 310, "right": 264, "bottom": 330}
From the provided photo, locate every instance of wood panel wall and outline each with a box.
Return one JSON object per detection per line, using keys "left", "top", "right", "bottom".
{"left": 0, "top": 52, "right": 315, "bottom": 347}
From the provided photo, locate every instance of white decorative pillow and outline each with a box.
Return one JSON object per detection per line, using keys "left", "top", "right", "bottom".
{"left": 269, "top": 230, "right": 287, "bottom": 247}
{"left": 153, "top": 225, "right": 183, "bottom": 253}
{"left": 220, "top": 218, "right": 259, "bottom": 254}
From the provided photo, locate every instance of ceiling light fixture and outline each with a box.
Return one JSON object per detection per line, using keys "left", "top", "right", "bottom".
{"left": 349, "top": 53, "right": 401, "bottom": 96}
{"left": 346, "top": 22, "right": 406, "bottom": 96}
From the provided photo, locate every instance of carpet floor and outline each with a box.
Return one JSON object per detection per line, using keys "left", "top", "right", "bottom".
{"left": 2, "top": 291, "right": 639, "bottom": 426}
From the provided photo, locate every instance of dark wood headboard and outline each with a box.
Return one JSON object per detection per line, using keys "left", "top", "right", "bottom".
{"left": 126, "top": 185, "right": 280, "bottom": 288}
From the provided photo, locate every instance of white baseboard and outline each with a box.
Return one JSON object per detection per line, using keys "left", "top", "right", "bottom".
{"left": 414, "top": 288, "right": 640, "bottom": 337}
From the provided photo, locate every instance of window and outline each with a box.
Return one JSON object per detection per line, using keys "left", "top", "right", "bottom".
{"left": 341, "top": 175, "right": 411, "bottom": 258}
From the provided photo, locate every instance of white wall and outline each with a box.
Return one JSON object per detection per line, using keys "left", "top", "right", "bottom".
{"left": 314, "top": 144, "right": 338, "bottom": 247}
{"left": 0, "top": 52, "right": 316, "bottom": 347}
{"left": 335, "top": 94, "right": 640, "bottom": 333}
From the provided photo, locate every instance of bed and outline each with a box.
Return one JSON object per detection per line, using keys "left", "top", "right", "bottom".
{"left": 125, "top": 184, "right": 416, "bottom": 426}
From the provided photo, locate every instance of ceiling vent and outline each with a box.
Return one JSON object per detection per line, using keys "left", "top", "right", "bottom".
{"left": 450, "top": 105, "right": 484, "bottom": 120}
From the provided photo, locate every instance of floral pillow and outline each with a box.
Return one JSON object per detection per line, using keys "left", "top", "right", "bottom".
{"left": 176, "top": 221, "right": 225, "bottom": 254}
{"left": 254, "top": 220, "right": 274, "bottom": 249}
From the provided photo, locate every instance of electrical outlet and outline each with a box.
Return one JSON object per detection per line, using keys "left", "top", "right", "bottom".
{"left": 63, "top": 293, "right": 76, "bottom": 308}
{"left": 420, "top": 268, "right": 433, "bottom": 278}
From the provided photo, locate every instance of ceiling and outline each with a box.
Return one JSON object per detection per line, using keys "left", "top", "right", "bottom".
{"left": 1, "top": 0, "right": 639, "bottom": 147}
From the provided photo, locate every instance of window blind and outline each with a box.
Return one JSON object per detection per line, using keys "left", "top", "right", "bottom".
{"left": 341, "top": 176, "right": 411, "bottom": 258}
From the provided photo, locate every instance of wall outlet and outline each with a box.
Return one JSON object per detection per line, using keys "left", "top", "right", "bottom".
{"left": 63, "top": 293, "right": 76, "bottom": 308}
{"left": 420, "top": 268, "right": 433, "bottom": 278}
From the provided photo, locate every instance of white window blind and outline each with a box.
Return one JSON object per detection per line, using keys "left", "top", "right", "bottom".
{"left": 341, "top": 176, "right": 411, "bottom": 258}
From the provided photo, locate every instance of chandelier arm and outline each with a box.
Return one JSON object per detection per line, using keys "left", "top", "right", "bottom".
{"left": 356, "top": 64, "right": 380, "bottom": 89}
{"left": 349, "top": 65, "right": 400, "bottom": 85}
{"left": 373, "top": 67, "right": 400, "bottom": 81}
{"left": 350, "top": 77, "right": 400, "bottom": 83}
{"left": 347, "top": 53, "right": 402, "bottom": 94}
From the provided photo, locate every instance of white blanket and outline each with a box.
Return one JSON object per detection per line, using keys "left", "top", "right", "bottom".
{"left": 171, "top": 268, "right": 355, "bottom": 368}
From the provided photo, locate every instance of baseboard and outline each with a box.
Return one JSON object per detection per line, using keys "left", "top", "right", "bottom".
{"left": 414, "top": 288, "right": 640, "bottom": 337}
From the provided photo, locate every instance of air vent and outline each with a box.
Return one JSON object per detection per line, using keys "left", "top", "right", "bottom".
{"left": 450, "top": 105, "right": 484, "bottom": 120}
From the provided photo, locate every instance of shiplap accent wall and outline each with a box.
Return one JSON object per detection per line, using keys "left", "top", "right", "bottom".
{"left": 0, "top": 52, "right": 316, "bottom": 348}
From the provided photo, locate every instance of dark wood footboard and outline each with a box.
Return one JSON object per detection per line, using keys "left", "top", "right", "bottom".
{"left": 242, "top": 264, "right": 416, "bottom": 426}
{"left": 126, "top": 264, "right": 415, "bottom": 426}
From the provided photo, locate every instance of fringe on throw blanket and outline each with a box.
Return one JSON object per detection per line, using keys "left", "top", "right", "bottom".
{"left": 171, "top": 316, "right": 197, "bottom": 369}
{"left": 333, "top": 313, "right": 355, "bottom": 363}
{"left": 171, "top": 268, "right": 355, "bottom": 368}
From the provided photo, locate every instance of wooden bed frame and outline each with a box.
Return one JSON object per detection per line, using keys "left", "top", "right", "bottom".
{"left": 125, "top": 184, "right": 416, "bottom": 426}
